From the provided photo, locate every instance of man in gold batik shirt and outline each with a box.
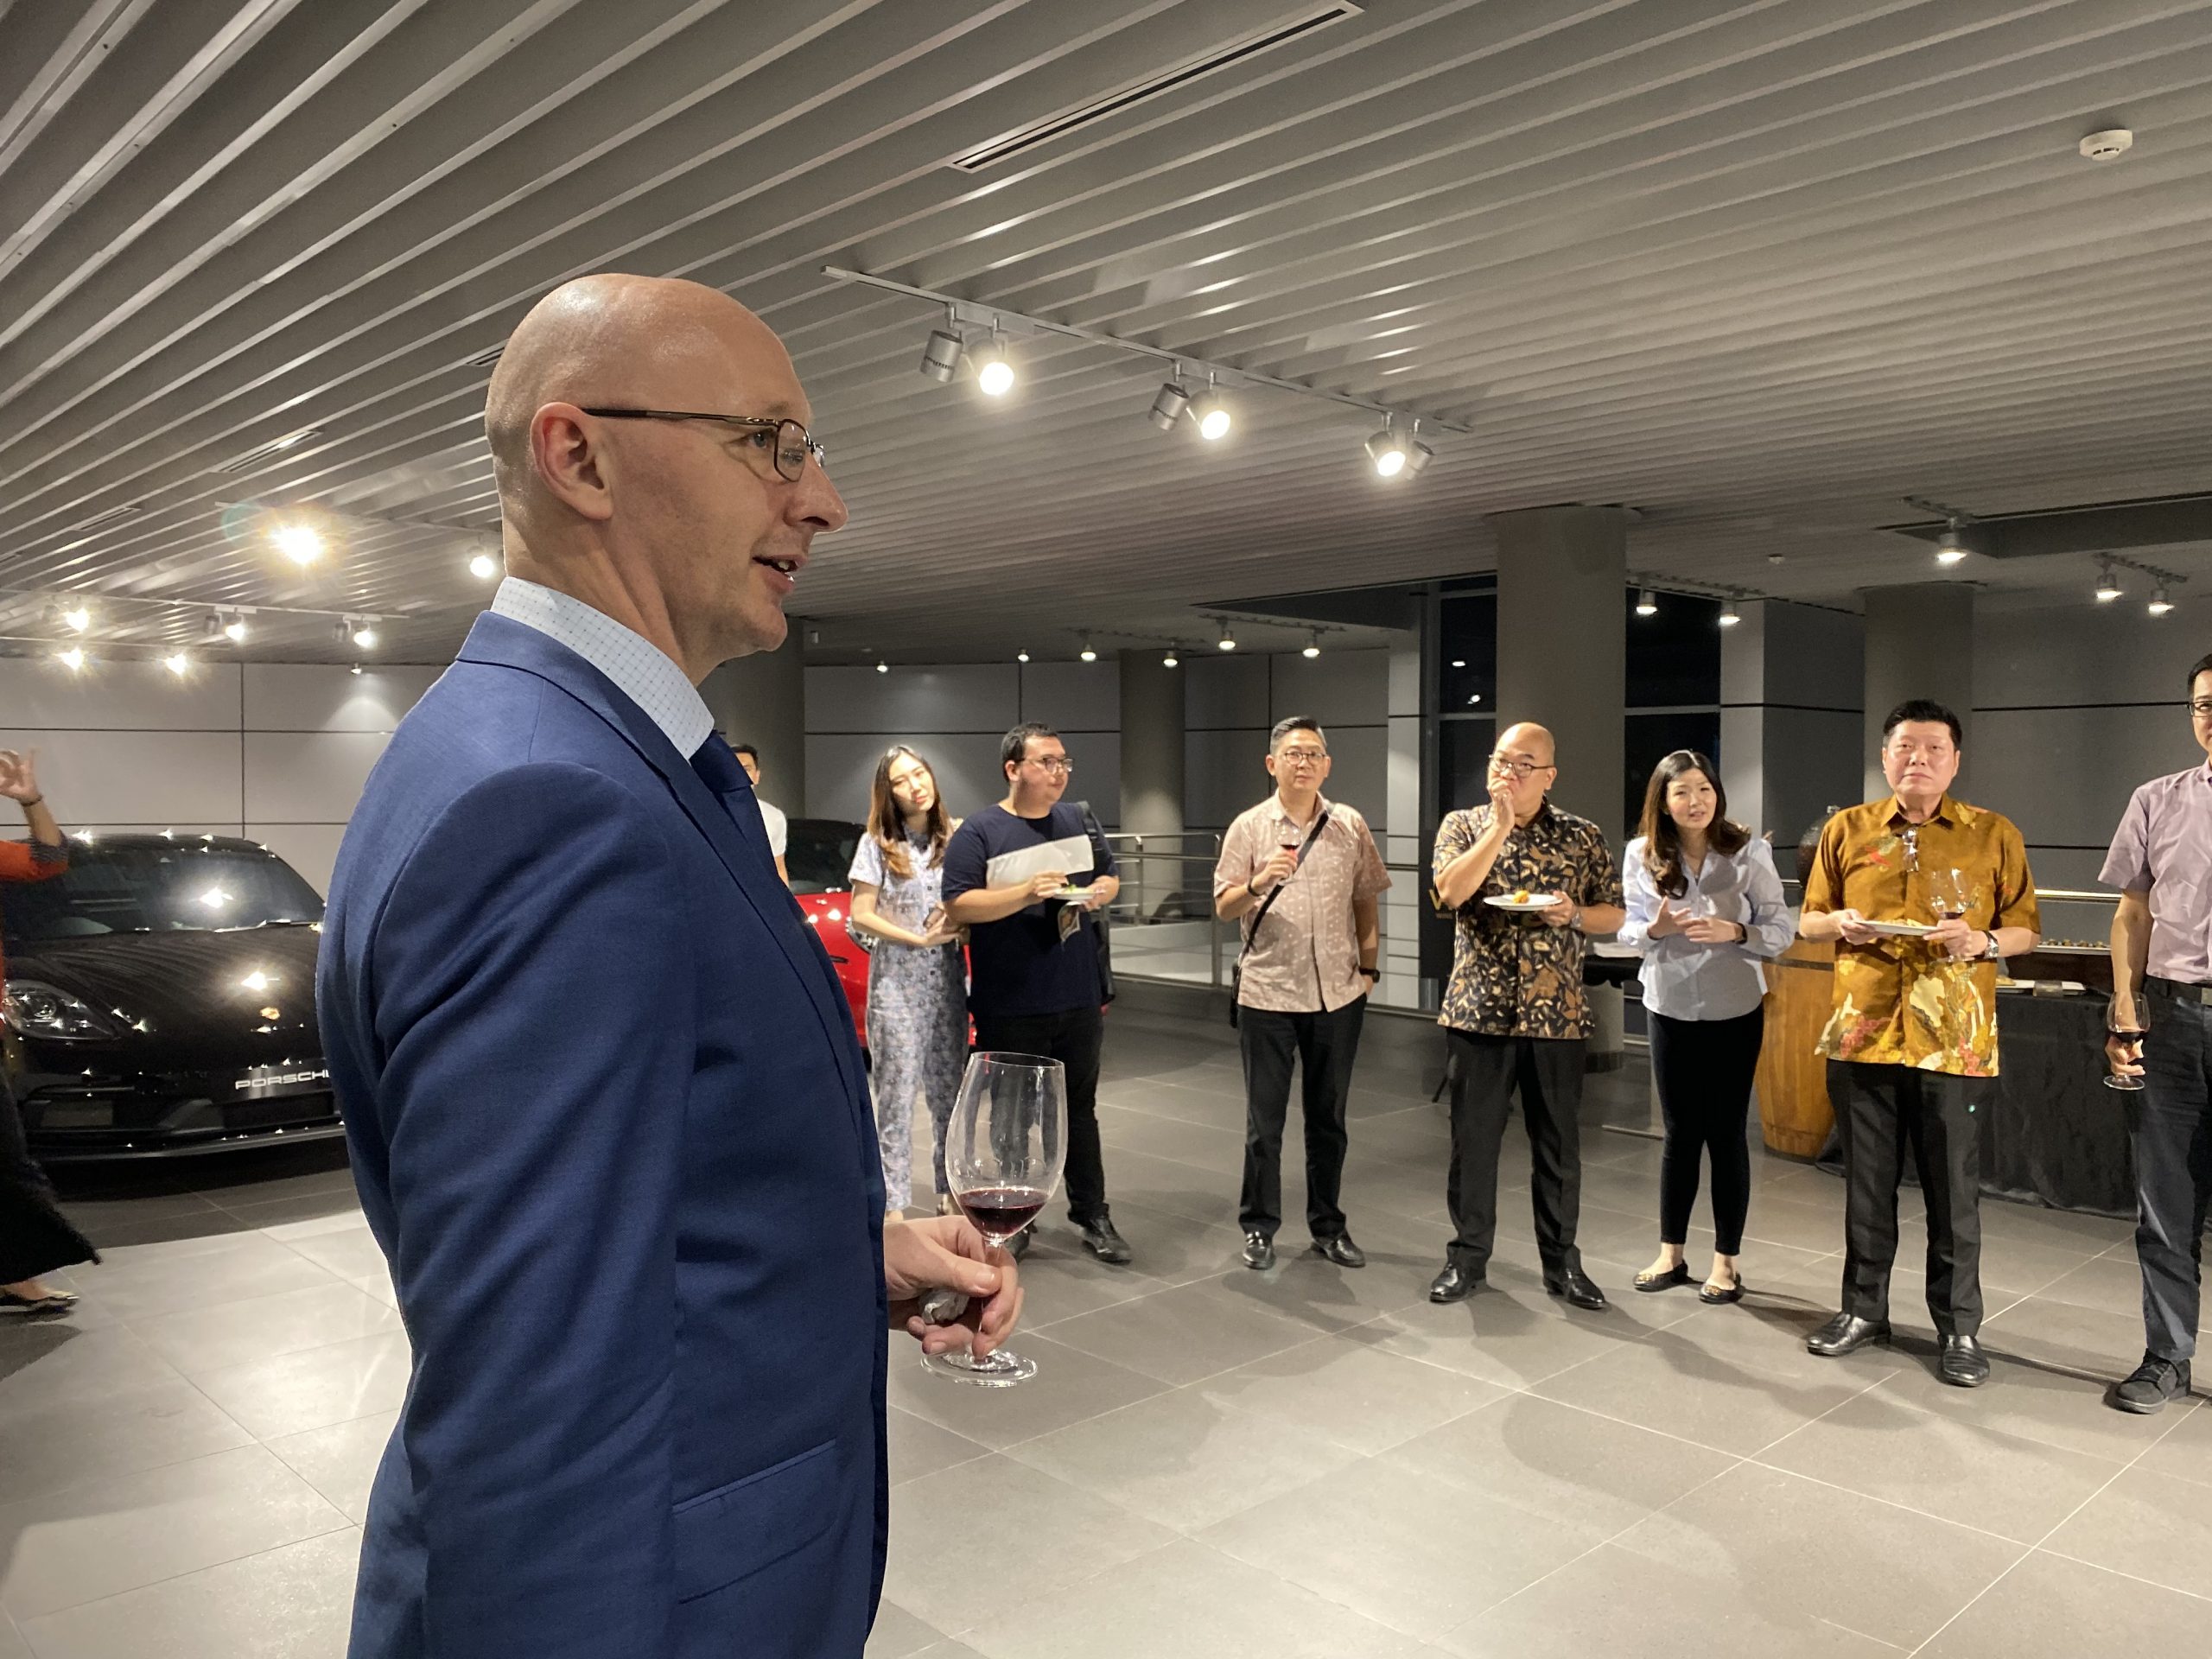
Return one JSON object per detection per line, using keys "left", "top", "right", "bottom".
{"left": 1798, "top": 699, "right": 2041, "bottom": 1390}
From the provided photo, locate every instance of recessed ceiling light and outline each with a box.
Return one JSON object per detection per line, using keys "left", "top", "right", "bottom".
{"left": 271, "top": 522, "right": 323, "bottom": 565}
{"left": 56, "top": 647, "right": 86, "bottom": 671}
{"left": 468, "top": 552, "right": 499, "bottom": 581}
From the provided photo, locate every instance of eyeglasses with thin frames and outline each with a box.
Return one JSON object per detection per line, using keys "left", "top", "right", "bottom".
{"left": 1025, "top": 756, "right": 1075, "bottom": 777}
{"left": 2187, "top": 699, "right": 2212, "bottom": 717}
{"left": 1488, "top": 753, "right": 1553, "bottom": 779}
{"left": 577, "top": 408, "right": 826, "bottom": 482}
{"left": 1277, "top": 747, "right": 1326, "bottom": 765}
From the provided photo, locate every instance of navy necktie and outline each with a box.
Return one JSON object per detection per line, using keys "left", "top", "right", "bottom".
{"left": 689, "top": 736, "right": 767, "bottom": 855}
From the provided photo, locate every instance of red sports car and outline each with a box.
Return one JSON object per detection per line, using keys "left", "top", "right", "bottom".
{"left": 785, "top": 817, "right": 870, "bottom": 1043}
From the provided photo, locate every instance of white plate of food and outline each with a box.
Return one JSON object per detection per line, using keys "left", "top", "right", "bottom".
{"left": 1484, "top": 891, "right": 1562, "bottom": 912}
{"left": 1053, "top": 886, "right": 1092, "bottom": 903}
{"left": 1855, "top": 918, "right": 1938, "bottom": 938}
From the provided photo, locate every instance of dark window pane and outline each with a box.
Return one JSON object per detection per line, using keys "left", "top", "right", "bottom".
{"left": 1626, "top": 592, "right": 1721, "bottom": 707}
{"left": 1439, "top": 594, "right": 1496, "bottom": 715}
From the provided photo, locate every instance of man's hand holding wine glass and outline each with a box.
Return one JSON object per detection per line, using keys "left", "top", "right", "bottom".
{"left": 884, "top": 1215, "right": 1024, "bottom": 1361}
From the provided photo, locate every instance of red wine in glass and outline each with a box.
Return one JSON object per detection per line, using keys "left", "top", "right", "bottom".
{"left": 925, "top": 1052, "right": 1066, "bottom": 1388}
{"left": 957, "top": 1185, "right": 1049, "bottom": 1245}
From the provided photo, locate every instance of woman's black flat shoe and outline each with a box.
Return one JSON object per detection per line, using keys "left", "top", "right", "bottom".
{"left": 1699, "top": 1274, "right": 1745, "bottom": 1306}
{"left": 1633, "top": 1263, "right": 1692, "bottom": 1293}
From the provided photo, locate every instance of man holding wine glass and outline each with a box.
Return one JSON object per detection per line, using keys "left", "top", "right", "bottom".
{"left": 2095, "top": 651, "right": 2212, "bottom": 1414}
{"left": 1798, "top": 700, "right": 2040, "bottom": 1389}
{"left": 1213, "top": 716, "right": 1390, "bottom": 1273}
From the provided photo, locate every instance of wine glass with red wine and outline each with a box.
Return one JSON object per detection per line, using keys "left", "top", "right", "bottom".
{"left": 922, "top": 1051, "right": 1066, "bottom": 1387}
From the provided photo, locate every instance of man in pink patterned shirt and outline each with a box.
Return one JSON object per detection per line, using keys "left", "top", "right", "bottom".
{"left": 1214, "top": 717, "right": 1390, "bottom": 1273}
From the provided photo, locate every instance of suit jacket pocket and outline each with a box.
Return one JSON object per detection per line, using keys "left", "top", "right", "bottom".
{"left": 672, "top": 1438, "right": 842, "bottom": 1604}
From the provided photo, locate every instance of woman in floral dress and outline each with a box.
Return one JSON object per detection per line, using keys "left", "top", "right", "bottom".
{"left": 848, "top": 746, "right": 969, "bottom": 1217}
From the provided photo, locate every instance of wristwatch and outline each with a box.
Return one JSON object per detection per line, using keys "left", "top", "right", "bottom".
{"left": 1358, "top": 965, "right": 1380, "bottom": 982}
{"left": 1980, "top": 930, "right": 2003, "bottom": 961}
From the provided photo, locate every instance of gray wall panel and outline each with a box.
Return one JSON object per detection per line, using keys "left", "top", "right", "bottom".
{"left": 244, "top": 731, "right": 392, "bottom": 825}
{"left": 0, "top": 729, "right": 243, "bottom": 826}
{"left": 1967, "top": 706, "right": 2189, "bottom": 852}
{"left": 1020, "top": 660, "right": 1119, "bottom": 731}
{"left": 1267, "top": 649, "right": 1389, "bottom": 728}
{"left": 1979, "top": 604, "right": 2202, "bottom": 707}
{"left": 1184, "top": 655, "right": 1268, "bottom": 729}
{"left": 243, "top": 664, "right": 438, "bottom": 731}
{"left": 0, "top": 659, "right": 243, "bottom": 731}
{"left": 805, "top": 664, "right": 1018, "bottom": 732}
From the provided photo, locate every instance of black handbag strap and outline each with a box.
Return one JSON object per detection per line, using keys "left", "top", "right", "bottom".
{"left": 1237, "top": 807, "right": 1330, "bottom": 963}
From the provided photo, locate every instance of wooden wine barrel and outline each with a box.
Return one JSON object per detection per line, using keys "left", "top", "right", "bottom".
{"left": 1755, "top": 938, "right": 1838, "bottom": 1157}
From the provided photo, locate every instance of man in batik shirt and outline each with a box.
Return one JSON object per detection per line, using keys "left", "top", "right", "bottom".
{"left": 1799, "top": 699, "right": 2040, "bottom": 1389}
{"left": 1428, "top": 721, "right": 1624, "bottom": 1311}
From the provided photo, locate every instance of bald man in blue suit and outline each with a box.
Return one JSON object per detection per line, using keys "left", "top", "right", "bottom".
{"left": 317, "top": 275, "right": 1021, "bottom": 1659}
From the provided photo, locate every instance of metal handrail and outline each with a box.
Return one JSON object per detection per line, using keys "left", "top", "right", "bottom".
{"left": 1095, "top": 831, "right": 1227, "bottom": 987}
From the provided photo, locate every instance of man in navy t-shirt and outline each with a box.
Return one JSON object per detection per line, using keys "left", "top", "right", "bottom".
{"left": 944, "top": 721, "right": 1132, "bottom": 1264}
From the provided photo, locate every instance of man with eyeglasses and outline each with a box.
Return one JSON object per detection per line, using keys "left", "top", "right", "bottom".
{"left": 319, "top": 276, "right": 1021, "bottom": 1659}
{"left": 2096, "top": 652, "right": 2212, "bottom": 1414}
{"left": 943, "top": 721, "right": 1131, "bottom": 1264}
{"left": 1215, "top": 717, "right": 1390, "bottom": 1272}
{"left": 1798, "top": 699, "right": 2039, "bottom": 1389}
{"left": 1428, "top": 722, "right": 1624, "bottom": 1310}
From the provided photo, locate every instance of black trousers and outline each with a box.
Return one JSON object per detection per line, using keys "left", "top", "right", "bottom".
{"left": 1648, "top": 1008, "right": 1764, "bottom": 1255}
{"left": 1445, "top": 1030, "right": 1586, "bottom": 1275}
{"left": 0, "top": 1077, "right": 98, "bottom": 1284}
{"left": 2133, "top": 989, "right": 2212, "bottom": 1363}
{"left": 1829, "top": 1060, "right": 1991, "bottom": 1337}
{"left": 1237, "top": 999, "right": 1366, "bottom": 1240}
{"left": 972, "top": 1005, "right": 1108, "bottom": 1224}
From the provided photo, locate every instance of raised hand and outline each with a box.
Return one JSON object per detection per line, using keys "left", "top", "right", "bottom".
{"left": 0, "top": 749, "right": 39, "bottom": 803}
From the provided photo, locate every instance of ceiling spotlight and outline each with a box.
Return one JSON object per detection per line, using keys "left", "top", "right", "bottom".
{"left": 353, "top": 622, "right": 378, "bottom": 650}
{"left": 974, "top": 329, "right": 1014, "bottom": 397}
{"left": 225, "top": 615, "right": 250, "bottom": 643}
{"left": 1364, "top": 423, "right": 1408, "bottom": 478}
{"left": 468, "top": 552, "right": 499, "bottom": 581}
{"left": 1402, "top": 424, "right": 1435, "bottom": 477}
{"left": 1147, "top": 372, "right": 1192, "bottom": 432}
{"left": 203, "top": 612, "right": 227, "bottom": 642}
{"left": 60, "top": 605, "right": 92, "bottom": 633}
{"left": 2095, "top": 561, "right": 2124, "bottom": 602}
{"left": 350, "top": 664, "right": 364, "bottom": 677}
{"left": 1162, "top": 645, "right": 1179, "bottom": 668}
{"left": 1016, "top": 648, "right": 1030, "bottom": 663}
{"left": 1936, "top": 522, "right": 1968, "bottom": 565}
{"left": 2149, "top": 586, "right": 2175, "bottom": 617}
{"left": 57, "top": 647, "right": 86, "bottom": 672}
{"left": 270, "top": 521, "right": 323, "bottom": 565}
{"left": 1189, "top": 375, "right": 1230, "bottom": 441}
{"left": 1079, "top": 636, "right": 1097, "bottom": 664}
{"left": 1302, "top": 632, "right": 1322, "bottom": 659}
{"left": 919, "top": 308, "right": 966, "bottom": 385}
{"left": 163, "top": 652, "right": 190, "bottom": 677}
{"left": 875, "top": 660, "right": 889, "bottom": 673}
{"left": 1718, "top": 602, "right": 1742, "bottom": 628}
{"left": 1635, "top": 589, "right": 1658, "bottom": 617}
{"left": 1217, "top": 620, "right": 1237, "bottom": 651}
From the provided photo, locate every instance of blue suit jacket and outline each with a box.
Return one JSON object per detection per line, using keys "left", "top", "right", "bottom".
{"left": 317, "top": 613, "right": 886, "bottom": 1658}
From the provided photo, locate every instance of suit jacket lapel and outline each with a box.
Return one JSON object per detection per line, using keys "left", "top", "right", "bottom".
{"left": 456, "top": 615, "right": 866, "bottom": 1104}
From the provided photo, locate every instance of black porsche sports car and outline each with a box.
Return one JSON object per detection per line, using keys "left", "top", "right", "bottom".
{"left": 3, "top": 833, "right": 339, "bottom": 1161}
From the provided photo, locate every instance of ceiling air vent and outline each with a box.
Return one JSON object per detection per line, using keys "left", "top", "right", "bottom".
{"left": 464, "top": 341, "right": 505, "bottom": 369}
{"left": 949, "top": 3, "right": 1363, "bottom": 173}
{"left": 212, "top": 428, "right": 321, "bottom": 474}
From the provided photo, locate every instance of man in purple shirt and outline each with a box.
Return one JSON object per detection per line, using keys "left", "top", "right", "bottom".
{"left": 2100, "top": 649, "right": 2212, "bottom": 1414}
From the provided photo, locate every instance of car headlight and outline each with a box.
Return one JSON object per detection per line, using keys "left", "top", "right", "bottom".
{"left": 4, "top": 980, "right": 123, "bottom": 1041}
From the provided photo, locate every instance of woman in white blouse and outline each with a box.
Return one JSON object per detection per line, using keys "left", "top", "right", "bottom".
{"left": 1618, "top": 751, "right": 1793, "bottom": 1304}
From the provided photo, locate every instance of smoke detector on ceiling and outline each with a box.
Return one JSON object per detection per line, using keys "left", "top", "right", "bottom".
{"left": 2079, "top": 128, "right": 2133, "bottom": 162}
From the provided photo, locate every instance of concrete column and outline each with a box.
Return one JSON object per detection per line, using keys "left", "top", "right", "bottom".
{"left": 699, "top": 634, "right": 805, "bottom": 813}
{"left": 1861, "top": 582, "right": 1974, "bottom": 798}
{"left": 1119, "top": 649, "right": 1186, "bottom": 922}
{"left": 1490, "top": 505, "right": 1630, "bottom": 836}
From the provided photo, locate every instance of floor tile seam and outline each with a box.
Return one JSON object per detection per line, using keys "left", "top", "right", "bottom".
{"left": 1521, "top": 1386, "right": 1782, "bottom": 1463}
{"left": 85, "top": 1265, "right": 353, "bottom": 1325}
{"left": 1740, "top": 1429, "right": 2073, "bottom": 1548}
{"left": 1182, "top": 1340, "right": 1502, "bottom": 1460}
{"left": 2028, "top": 1542, "right": 2212, "bottom": 1605}
{"left": 6, "top": 1509, "right": 359, "bottom": 1625}
{"left": 154, "top": 1321, "right": 412, "bottom": 1396}
{"left": 0, "top": 1397, "right": 269, "bottom": 1512}
{"left": 1732, "top": 1362, "right": 1910, "bottom": 1461}
{"left": 1897, "top": 1545, "right": 2039, "bottom": 1656}
{"left": 112, "top": 1274, "right": 397, "bottom": 1344}
{"left": 1808, "top": 1612, "right": 1914, "bottom": 1653}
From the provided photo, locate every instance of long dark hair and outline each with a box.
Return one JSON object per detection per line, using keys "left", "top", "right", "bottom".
{"left": 1637, "top": 750, "right": 1749, "bottom": 898}
{"left": 867, "top": 745, "right": 953, "bottom": 880}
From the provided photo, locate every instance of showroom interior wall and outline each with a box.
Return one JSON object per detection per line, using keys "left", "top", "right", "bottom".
{"left": 0, "top": 658, "right": 437, "bottom": 895}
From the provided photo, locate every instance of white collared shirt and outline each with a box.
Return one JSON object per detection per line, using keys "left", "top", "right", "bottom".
{"left": 1618, "top": 835, "right": 1794, "bottom": 1021}
{"left": 490, "top": 577, "right": 713, "bottom": 756}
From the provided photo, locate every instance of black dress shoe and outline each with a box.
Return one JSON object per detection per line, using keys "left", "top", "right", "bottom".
{"left": 1938, "top": 1333, "right": 1991, "bottom": 1389}
{"left": 1543, "top": 1267, "right": 1608, "bottom": 1311}
{"left": 1428, "top": 1262, "right": 1483, "bottom": 1303}
{"left": 1241, "top": 1231, "right": 1276, "bottom": 1271}
{"left": 1806, "top": 1311, "right": 1891, "bottom": 1357}
{"left": 2110, "top": 1353, "right": 2192, "bottom": 1414}
{"left": 1078, "top": 1211, "right": 1132, "bottom": 1265}
{"left": 1310, "top": 1234, "right": 1366, "bottom": 1269}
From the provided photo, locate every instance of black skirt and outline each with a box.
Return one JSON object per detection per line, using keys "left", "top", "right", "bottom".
{"left": 0, "top": 1077, "right": 98, "bottom": 1284}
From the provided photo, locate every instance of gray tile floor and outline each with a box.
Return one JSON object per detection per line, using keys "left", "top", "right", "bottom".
{"left": 4, "top": 998, "right": 2207, "bottom": 1657}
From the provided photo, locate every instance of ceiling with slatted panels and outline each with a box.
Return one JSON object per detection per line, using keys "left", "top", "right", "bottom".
{"left": 3, "top": 0, "right": 2209, "bottom": 667}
